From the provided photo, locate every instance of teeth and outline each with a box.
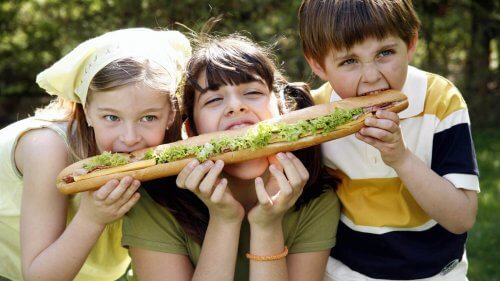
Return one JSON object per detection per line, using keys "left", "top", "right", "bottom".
{"left": 229, "top": 124, "right": 250, "bottom": 130}
{"left": 362, "top": 89, "right": 389, "bottom": 96}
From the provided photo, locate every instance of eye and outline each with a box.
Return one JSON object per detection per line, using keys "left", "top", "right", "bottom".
{"left": 104, "top": 115, "right": 119, "bottom": 122}
{"left": 244, "top": 91, "right": 265, "bottom": 97}
{"left": 340, "top": 58, "right": 357, "bottom": 66}
{"left": 378, "top": 49, "right": 395, "bottom": 58}
{"left": 141, "top": 115, "right": 157, "bottom": 122}
{"left": 204, "top": 97, "right": 223, "bottom": 106}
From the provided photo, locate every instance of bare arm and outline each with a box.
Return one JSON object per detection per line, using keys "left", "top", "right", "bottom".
{"left": 248, "top": 152, "right": 310, "bottom": 281}
{"left": 357, "top": 110, "right": 477, "bottom": 234}
{"left": 390, "top": 150, "right": 477, "bottom": 234}
{"left": 175, "top": 159, "right": 245, "bottom": 281}
{"left": 18, "top": 129, "right": 139, "bottom": 281}
{"left": 287, "top": 250, "right": 330, "bottom": 281}
{"left": 130, "top": 248, "right": 194, "bottom": 281}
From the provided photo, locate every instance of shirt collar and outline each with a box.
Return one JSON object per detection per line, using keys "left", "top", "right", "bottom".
{"left": 329, "top": 65, "right": 427, "bottom": 118}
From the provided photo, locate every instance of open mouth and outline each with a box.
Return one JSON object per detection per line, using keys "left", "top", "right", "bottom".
{"left": 225, "top": 121, "right": 255, "bottom": 130}
{"left": 359, "top": 88, "right": 390, "bottom": 97}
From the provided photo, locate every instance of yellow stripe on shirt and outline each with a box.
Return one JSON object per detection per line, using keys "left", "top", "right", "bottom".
{"left": 329, "top": 169, "right": 431, "bottom": 228}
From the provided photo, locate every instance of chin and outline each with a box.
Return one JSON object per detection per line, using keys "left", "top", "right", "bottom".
{"left": 224, "top": 158, "right": 269, "bottom": 180}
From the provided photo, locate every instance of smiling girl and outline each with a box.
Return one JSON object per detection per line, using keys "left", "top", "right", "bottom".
{"left": 0, "top": 28, "right": 190, "bottom": 281}
{"left": 122, "top": 34, "right": 340, "bottom": 281}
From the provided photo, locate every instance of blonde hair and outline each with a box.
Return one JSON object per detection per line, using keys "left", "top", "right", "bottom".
{"left": 36, "top": 58, "right": 183, "bottom": 160}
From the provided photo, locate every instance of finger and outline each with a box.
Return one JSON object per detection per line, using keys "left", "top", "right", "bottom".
{"left": 176, "top": 160, "right": 199, "bottom": 188}
{"left": 286, "top": 152, "right": 309, "bottom": 181}
{"left": 276, "top": 153, "right": 303, "bottom": 190}
{"left": 255, "top": 177, "right": 273, "bottom": 206}
{"left": 116, "top": 179, "right": 141, "bottom": 205}
{"left": 117, "top": 192, "right": 141, "bottom": 215}
{"left": 199, "top": 160, "right": 224, "bottom": 195}
{"left": 375, "top": 110, "right": 400, "bottom": 124}
{"left": 93, "top": 178, "right": 120, "bottom": 201}
{"left": 365, "top": 116, "right": 399, "bottom": 134}
{"left": 361, "top": 125, "right": 396, "bottom": 143}
{"left": 106, "top": 176, "right": 135, "bottom": 203}
{"left": 184, "top": 161, "right": 214, "bottom": 192}
{"left": 210, "top": 178, "right": 228, "bottom": 203}
{"left": 269, "top": 164, "right": 293, "bottom": 198}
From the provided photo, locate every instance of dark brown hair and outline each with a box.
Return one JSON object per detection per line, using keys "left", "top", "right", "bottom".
{"left": 299, "top": 0, "right": 421, "bottom": 67}
{"left": 145, "top": 34, "right": 332, "bottom": 244}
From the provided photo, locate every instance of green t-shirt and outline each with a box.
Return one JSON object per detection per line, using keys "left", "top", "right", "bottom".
{"left": 122, "top": 187, "right": 340, "bottom": 281}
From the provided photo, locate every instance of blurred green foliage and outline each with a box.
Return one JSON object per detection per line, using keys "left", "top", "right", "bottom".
{"left": 0, "top": 0, "right": 498, "bottom": 128}
{"left": 0, "top": 1, "right": 498, "bottom": 280}
{"left": 468, "top": 130, "right": 500, "bottom": 280}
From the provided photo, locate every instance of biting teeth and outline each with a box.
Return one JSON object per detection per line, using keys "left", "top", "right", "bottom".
{"left": 229, "top": 124, "right": 251, "bottom": 130}
{"left": 362, "top": 89, "right": 389, "bottom": 96}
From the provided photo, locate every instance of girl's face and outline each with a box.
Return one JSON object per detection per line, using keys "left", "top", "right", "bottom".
{"left": 192, "top": 73, "right": 280, "bottom": 179}
{"left": 85, "top": 83, "right": 174, "bottom": 153}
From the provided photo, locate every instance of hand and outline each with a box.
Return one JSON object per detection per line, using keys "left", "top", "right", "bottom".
{"left": 176, "top": 159, "right": 245, "bottom": 223}
{"left": 355, "top": 110, "right": 409, "bottom": 167}
{"left": 247, "top": 152, "right": 309, "bottom": 227}
{"left": 79, "top": 176, "right": 141, "bottom": 226}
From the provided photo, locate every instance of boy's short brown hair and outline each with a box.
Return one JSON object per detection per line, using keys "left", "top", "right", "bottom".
{"left": 299, "top": 0, "right": 421, "bottom": 67}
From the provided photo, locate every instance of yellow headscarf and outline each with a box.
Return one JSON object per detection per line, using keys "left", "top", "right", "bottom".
{"left": 36, "top": 28, "right": 191, "bottom": 106}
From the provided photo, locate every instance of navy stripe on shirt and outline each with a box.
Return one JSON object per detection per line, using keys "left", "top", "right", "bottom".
{"left": 432, "top": 123, "right": 479, "bottom": 177}
{"left": 331, "top": 221, "right": 467, "bottom": 279}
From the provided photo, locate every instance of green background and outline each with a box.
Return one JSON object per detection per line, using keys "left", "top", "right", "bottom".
{"left": 1, "top": 1, "right": 498, "bottom": 280}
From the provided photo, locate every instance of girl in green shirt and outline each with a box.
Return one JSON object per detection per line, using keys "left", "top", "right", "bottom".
{"left": 123, "top": 34, "right": 340, "bottom": 281}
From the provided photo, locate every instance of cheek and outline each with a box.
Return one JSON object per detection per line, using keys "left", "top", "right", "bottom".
{"left": 93, "top": 130, "right": 114, "bottom": 152}
{"left": 387, "top": 62, "right": 408, "bottom": 90}
{"left": 193, "top": 109, "right": 217, "bottom": 134}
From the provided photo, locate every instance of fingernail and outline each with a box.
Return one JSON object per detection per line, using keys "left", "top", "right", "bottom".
{"left": 215, "top": 160, "right": 224, "bottom": 168}
{"left": 277, "top": 153, "right": 286, "bottom": 160}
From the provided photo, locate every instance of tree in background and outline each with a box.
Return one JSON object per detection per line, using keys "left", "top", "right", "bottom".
{"left": 0, "top": 0, "right": 498, "bottom": 128}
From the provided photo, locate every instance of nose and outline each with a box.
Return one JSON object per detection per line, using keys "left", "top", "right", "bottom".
{"left": 224, "top": 95, "right": 248, "bottom": 116}
{"left": 361, "top": 62, "right": 382, "bottom": 84}
{"left": 119, "top": 123, "right": 142, "bottom": 146}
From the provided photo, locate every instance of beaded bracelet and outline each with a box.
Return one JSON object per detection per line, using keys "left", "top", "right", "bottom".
{"left": 246, "top": 246, "right": 289, "bottom": 261}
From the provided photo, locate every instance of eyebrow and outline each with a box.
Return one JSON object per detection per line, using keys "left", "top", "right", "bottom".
{"left": 96, "top": 107, "right": 165, "bottom": 114}
{"left": 333, "top": 43, "right": 399, "bottom": 62}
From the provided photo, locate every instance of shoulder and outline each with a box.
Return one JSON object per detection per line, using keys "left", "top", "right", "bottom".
{"left": 288, "top": 189, "right": 340, "bottom": 224}
{"left": 311, "top": 82, "right": 333, "bottom": 105}
{"left": 123, "top": 188, "right": 188, "bottom": 251}
{"left": 15, "top": 126, "right": 71, "bottom": 175}
{"left": 423, "top": 72, "right": 468, "bottom": 120}
{"left": 303, "top": 189, "right": 339, "bottom": 214}
{"left": 284, "top": 189, "right": 340, "bottom": 252}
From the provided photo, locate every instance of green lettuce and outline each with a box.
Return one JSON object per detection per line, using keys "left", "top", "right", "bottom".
{"left": 150, "top": 107, "right": 363, "bottom": 164}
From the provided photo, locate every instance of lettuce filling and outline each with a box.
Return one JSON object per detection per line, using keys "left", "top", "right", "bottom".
{"left": 87, "top": 107, "right": 363, "bottom": 168}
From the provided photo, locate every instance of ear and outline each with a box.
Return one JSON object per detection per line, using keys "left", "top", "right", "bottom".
{"left": 305, "top": 55, "right": 329, "bottom": 81}
{"left": 166, "top": 109, "right": 176, "bottom": 129}
{"left": 183, "top": 119, "right": 195, "bottom": 137}
{"left": 83, "top": 107, "right": 92, "bottom": 127}
{"left": 407, "top": 33, "right": 419, "bottom": 61}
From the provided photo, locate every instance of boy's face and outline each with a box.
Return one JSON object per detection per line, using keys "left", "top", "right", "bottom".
{"left": 307, "top": 35, "right": 417, "bottom": 99}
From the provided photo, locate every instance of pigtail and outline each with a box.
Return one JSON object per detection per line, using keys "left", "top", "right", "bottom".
{"left": 278, "top": 82, "right": 334, "bottom": 209}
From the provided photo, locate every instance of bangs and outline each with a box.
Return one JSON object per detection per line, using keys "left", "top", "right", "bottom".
{"left": 189, "top": 37, "right": 275, "bottom": 93}
{"left": 330, "top": 1, "right": 404, "bottom": 50}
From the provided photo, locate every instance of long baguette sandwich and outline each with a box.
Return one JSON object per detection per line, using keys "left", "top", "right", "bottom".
{"left": 57, "top": 90, "right": 408, "bottom": 194}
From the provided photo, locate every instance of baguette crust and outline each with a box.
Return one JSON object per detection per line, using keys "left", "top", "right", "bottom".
{"left": 56, "top": 90, "right": 408, "bottom": 194}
